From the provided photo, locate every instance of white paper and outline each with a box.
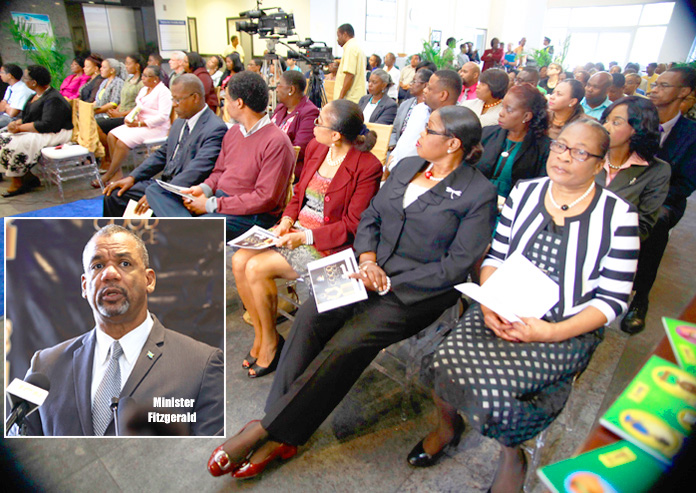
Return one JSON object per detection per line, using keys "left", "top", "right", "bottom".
{"left": 307, "top": 249, "right": 368, "bottom": 313}
{"left": 155, "top": 179, "right": 195, "bottom": 200}
{"left": 455, "top": 252, "right": 559, "bottom": 323}
{"left": 123, "top": 199, "right": 153, "bottom": 218}
{"left": 227, "top": 225, "right": 278, "bottom": 250}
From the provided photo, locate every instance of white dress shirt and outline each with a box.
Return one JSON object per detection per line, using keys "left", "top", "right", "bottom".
{"left": 388, "top": 102, "right": 431, "bottom": 171}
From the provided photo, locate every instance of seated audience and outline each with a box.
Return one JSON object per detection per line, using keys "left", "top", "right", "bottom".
{"left": 398, "top": 54, "right": 420, "bottom": 101}
{"left": 0, "top": 64, "right": 34, "bottom": 128}
{"left": 416, "top": 60, "right": 437, "bottom": 73}
{"left": 168, "top": 51, "right": 187, "bottom": 87}
{"left": 457, "top": 62, "right": 480, "bottom": 102}
{"left": 103, "top": 74, "right": 227, "bottom": 217}
{"left": 548, "top": 79, "right": 586, "bottom": 140}
{"left": 538, "top": 62, "right": 562, "bottom": 95}
{"left": 390, "top": 69, "right": 432, "bottom": 151}
{"left": 79, "top": 54, "right": 104, "bottom": 103}
{"left": 247, "top": 58, "right": 263, "bottom": 74}
{"left": 0, "top": 66, "right": 73, "bottom": 196}
{"left": 99, "top": 66, "right": 172, "bottom": 185}
{"left": 608, "top": 73, "right": 626, "bottom": 102}
{"left": 207, "top": 56, "right": 225, "bottom": 86}
{"left": 387, "top": 70, "right": 462, "bottom": 174}
{"left": 271, "top": 70, "right": 320, "bottom": 178}
{"left": 476, "top": 83, "right": 550, "bottom": 199}
{"left": 286, "top": 58, "right": 302, "bottom": 73}
{"left": 59, "top": 57, "right": 90, "bottom": 100}
{"left": 358, "top": 69, "right": 397, "bottom": 125}
{"left": 581, "top": 72, "right": 612, "bottom": 119}
{"left": 93, "top": 58, "right": 126, "bottom": 118}
{"left": 383, "top": 53, "right": 400, "bottom": 100}
{"left": 206, "top": 105, "right": 496, "bottom": 480}
{"left": 325, "top": 60, "right": 339, "bottom": 81}
{"left": 147, "top": 53, "right": 169, "bottom": 87}
{"left": 459, "top": 68, "right": 509, "bottom": 127}
{"left": 185, "top": 52, "right": 218, "bottom": 112}
{"left": 233, "top": 100, "right": 382, "bottom": 378}
{"left": 515, "top": 67, "right": 546, "bottom": 94}
{"left": 368, "top": 54, "right": 381, "bottom": 73}
{"left": 573, "top": 70, "right": 590, "bottom": 88}
{"left": 599, "top": 96, "right": 670, "bottom": 241}
{"left": 624, "top": 73, "right": 646, "bottom": 97}
{"left": 221, "top": 53, "right": 244, "bottom": 89}
{"left": 412, "top": 119, "right": 639, "bottom": 493}
{"left": 145, "top": 72, "right": 295, "bottom": 239}
{"left": 481, "top": 37, "right": 504, "bottom": 71}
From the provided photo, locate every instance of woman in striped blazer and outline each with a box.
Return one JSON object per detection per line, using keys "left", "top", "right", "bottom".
{"left": 409, "top": 119, "right": 640, "bottom": 492}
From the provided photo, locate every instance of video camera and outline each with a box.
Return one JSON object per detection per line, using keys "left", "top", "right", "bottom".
{"left": 236, "top": 7, "right": 295, "bottom": 39}
{"left": 287, "top": 39, "right": 333, "bottom": 66}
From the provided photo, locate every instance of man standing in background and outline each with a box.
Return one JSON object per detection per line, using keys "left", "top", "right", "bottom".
{"left": 334, "top": 24, "right": 366, "bottom": 104}
{"left": 384, "top": 53, "right": 400, "bottom": 100}
{"left": 223, "top": 35, "right": 245, "bottom": 63}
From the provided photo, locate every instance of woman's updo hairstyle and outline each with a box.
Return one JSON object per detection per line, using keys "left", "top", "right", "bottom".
{"left": 438, "top": 105, "right": 484, "bottom": 164}
{"left": 325, "top": 99, "right": 377, "bottom": 153}
{"left": 506, "top": 84, "right": 549, "bottom": 139}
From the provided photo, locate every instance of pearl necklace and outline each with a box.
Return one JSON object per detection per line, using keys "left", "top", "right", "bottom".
{"left": 607, "top": 162, "right": 623, "bottom": 170}
{"left": 423, "top": 163, "right": 444, "bottom": 181}
{"left": 326, "top": 148, "right": 347, "bottom": 167}
{"left": 548, "top": 182, "right": 595, "bottom": 211}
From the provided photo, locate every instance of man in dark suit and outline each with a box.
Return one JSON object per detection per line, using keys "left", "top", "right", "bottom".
{"left": 20, "top": 225, "right": 224, "bottom": 436}
{"left": 103, "top": 74, "right": 227, "bottom": 217}
{"left": 622, "top": 66, "right": 696, "bottom": 334}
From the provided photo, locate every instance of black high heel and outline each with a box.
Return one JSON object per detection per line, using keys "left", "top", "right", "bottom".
{"left": 407, "top": 414, "right": 465, "bottom": 467}
{"left": 242, "top": 350, "right": 257, "bottom": 369}
{"left": 248, "top": 335, "right": 285, "bottom": 379}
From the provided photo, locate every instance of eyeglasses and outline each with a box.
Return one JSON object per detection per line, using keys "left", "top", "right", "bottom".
{"left": 650, "top": 82, "right": 685, "bottom": 90}
{"left": 424, "top": 125, "right": 451, "bottom": 138}
{"left": 172, "top": 93, "right": 195, "bottom": 104}
{"left": 550, "top": 140, "right": 603, "bottom": 162}
{"left": 313, "top": 117, "right": 335, "bottom": 130}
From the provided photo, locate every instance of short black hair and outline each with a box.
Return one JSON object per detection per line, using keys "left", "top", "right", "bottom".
{"left": 227, "top": 71, "right": 268, "bottom": 113}
{"left": 231, "top": 35, "right": 238, "bottom": 42}
{"left": 433, "top": 69, "right": 463, "bottom": 102}
{"left": 520, "top": 67, "right": 540, "bottom": 85}
{"left": 26, "top": 65, "right": 51, "bottom": 86}
{"left": 2, "top": 64, "right": 23, "bottom": 81}
{"left": 72, "top": 56, "right": 85, "bottom": 68}
{"left": 337, "top": 23, "right": 354, "bottom": 37}
{"left": 601, "top": 96, "right": 660, "bottom": 162}
{"left": 149, "top": 53, "right": 163, "bottom": 64}
{"left": 416, "top": 60, "right": 437, "bottom": 72}
{"left": 446, "top": 37, "right": 456, "bottom": 46}
{"left": 611, "top": 73, "right": 625, "bottom": 88}
{"left": 144, "top": 65, "right": 161, "bottom": 79}
{"left": 281, "top": 70, "right": 307, "bottom": 93}
{"left": 186, "top": 52, "right": 205, "bottom": 71}
{"left": 479, "top": 68, "right": 509, "bottom": 99}
{"left": 669, "top": 66, "right": 696, "bottom": 91}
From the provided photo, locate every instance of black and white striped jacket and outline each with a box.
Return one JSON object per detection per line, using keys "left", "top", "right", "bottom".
{"left": 483, "top": 177, "right": 640, "bottom": 324}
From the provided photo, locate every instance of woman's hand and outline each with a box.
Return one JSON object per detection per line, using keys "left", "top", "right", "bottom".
{"left": 7, "top": 121, "right": 20, "bottom": 133}
{"left": 350, "top": 262, "right": 389, "bottom": 292}
{"left": 272, "top": 217, "right": 294, "bottom": 237}
{"left": 481, "top": 304, "right": 518, "bottom": 341}
{"left": 125, "top": 119, "right": 141, "bottom": 128}
{"left": 505, "top": 317, "right": 555, "bottom": 343}
{"left": 274, "top": 232, "right": 306, "bottom": 250}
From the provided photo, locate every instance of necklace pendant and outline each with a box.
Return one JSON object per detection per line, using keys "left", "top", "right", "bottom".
{"left": 501, "top": 151, "right": 509, "bottom": 158}
{"left": 561, "top": 205, "right": 569, "bottom": 211}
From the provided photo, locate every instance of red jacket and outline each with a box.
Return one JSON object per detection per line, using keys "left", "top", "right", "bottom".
{"left": 193, "top": 67, "right": 218, "bottom": 112}
{"left": 282, "top": 138, "right": 382, "bottom": 253}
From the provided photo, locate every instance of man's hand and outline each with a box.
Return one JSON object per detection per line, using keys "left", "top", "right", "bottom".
{"left": 182, "top": 186, "right": 207, "bottom": 215}
{"left": 134, "top": 195, "right": 150, "bottom": 215}
{"left": 103, "top": 176, "right": 135, "bottom": 196}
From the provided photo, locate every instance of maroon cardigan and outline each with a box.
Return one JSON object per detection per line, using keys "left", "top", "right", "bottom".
{"left": 282, "top": 138, "right": 382, "bottom": 253}
{"left": 270, "top": 96, "right": 320, "bottom": 177}
{"left": 193, "top": 67, "right": 218, "bottom": 112}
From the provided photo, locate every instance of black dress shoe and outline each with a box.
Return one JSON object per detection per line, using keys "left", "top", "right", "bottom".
{"left": 407, "top": 414, "right": 465, "bottom": 467}
{"left": 248, "top": 335, "right": 285, "bottom": 378}
{"left": 621, "top": 299, "right": 649, "bottom": 335}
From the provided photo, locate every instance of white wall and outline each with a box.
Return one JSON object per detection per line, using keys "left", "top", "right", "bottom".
{"left": 659, "top": 0, "right": 696, "bottom": 63}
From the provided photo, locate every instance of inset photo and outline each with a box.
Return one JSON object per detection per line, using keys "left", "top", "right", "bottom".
{"left": 5, "top": 218, "right": 226, "bottom": 437}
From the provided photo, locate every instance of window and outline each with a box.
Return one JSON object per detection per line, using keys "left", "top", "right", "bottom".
{"left": 365, "top": 0, "right": 397, "bottom": 42}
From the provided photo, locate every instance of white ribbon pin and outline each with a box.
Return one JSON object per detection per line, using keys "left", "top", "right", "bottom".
{"left": 445, "top": 187, "right": 462, "bottom": 200}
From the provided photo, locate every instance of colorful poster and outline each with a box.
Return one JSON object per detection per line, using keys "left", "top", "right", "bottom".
{"left": 663, "top": 317, "right": 696, "bottom": 375}
{"left": 10, "top": 12, "right": 54, "bottom": 50}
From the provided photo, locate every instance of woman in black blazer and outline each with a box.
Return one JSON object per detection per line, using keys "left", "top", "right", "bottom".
{"left": 358, "top": 68, "right": 397, "bottom": 125}
{"left": 207, "top": 106, "right": 497, "bottom": 480}
{"left": 476, "top": 83, "right": 550, "bottom": 200}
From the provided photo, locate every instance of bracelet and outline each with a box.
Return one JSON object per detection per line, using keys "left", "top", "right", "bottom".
{"left": 377, "top": 276, "right": 391, "bottom": 296}
{"left": 359, "top": 260, "right": 377, "bottom": 271}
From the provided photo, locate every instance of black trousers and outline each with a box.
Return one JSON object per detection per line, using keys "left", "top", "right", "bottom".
{"left": 632, "top": 206, "right": 679, "bottom": 302}
{"left": 261, "top": 288, "right": 459, "bottom": 446}
{"left": 102, "top": 179, "right": 153, "bottom": 217}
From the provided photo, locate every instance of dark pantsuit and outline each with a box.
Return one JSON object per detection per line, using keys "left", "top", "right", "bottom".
{"left": 261, "top": 289, "right": 459, "bottom": 446}
{"left": 102, "top": 180, "right": 153, "bottom": 217}
{"left": 632, "top": 206, "right": 677, "bottom": 302}
{"left": 146, "top": 185, "right": 278, "bottom": 239}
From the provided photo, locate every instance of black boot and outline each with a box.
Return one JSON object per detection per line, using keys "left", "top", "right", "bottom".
{"left": 621, "top": 298, "right": 648, "bottom": 335}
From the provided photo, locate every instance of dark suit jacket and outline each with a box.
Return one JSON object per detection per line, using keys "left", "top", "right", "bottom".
{"left": 283, "top": 139, "right": 382, "bottom": 253}
{"left": 657, "top": 115, "right": 696, "bottom": 224}
{"left": 597, "top": 157, "right": 670, "bottom": 241}
{"left": 270, "top": 96, "right": 320, "bottom": 176}
{"left": 130, "top": 107, "right": 228, "bottom": 188}
{"left": 354, "top": 156, "right": 497, "bottom": 305}
{"left": 389, "top": 97, "right": 417, "bottom": 148}
{"left": 23, "top": 316, "right": 224, "bottom": 436}
{"left": 476, "top": 125, "right": 550, "bottom": 190}
{"left": 358, "top": 94, "right": 397, "bottom": 125}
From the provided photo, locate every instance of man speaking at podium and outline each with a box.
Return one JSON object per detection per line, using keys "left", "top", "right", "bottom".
{"left": 19, "top": 225, "right": 224, "bottom": 436}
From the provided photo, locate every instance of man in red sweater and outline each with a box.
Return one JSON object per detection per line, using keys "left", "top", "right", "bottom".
{"left": 147, "top": 72, "right": 296, "bottom": 239}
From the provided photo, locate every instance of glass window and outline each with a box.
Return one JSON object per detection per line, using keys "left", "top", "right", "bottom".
{"left": 569, "top": 6, "right": 642, "bottom": 28}
{"left": 629, "top": 26, "right": 668, "bottom": 63}
{"left": 639, "top": 2, "right": 675, "bottom": 26}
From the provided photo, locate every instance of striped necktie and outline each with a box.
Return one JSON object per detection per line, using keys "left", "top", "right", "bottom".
{"left": 92, "top": 341, "right": 123, "bottom": 436}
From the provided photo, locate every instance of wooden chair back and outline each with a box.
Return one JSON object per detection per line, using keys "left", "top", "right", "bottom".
{"left": 365, "top": 122, "right": 393, "bottom": 165}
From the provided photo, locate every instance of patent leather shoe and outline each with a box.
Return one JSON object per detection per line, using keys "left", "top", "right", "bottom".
{"left": 242, "top": 350, "right": 257, "bottom": 369}
{"left": 621, "top": 299, "right": 648, "bottom": 335}
{"left": 207, "top": 420, "right": 260, "bottom": 477}
{"left": 232, "top": 443, "right": 298, "bottom": 479}
{"left": 407, "top": 414, "right": 465, "bottom": 467}
{"left": 248, "top": 335, "right": 284, "bottom": 378}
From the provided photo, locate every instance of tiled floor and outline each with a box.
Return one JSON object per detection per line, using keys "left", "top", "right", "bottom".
{"left": 2, "top": 181, "right": 695, "bottom": 492}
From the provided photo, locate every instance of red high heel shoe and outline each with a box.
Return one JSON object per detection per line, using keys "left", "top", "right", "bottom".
{"left": 232, "top": 443, "right": 298, "bottom": 479}
{"left": 207, "top": 420, "right": 261, "bottom": 477}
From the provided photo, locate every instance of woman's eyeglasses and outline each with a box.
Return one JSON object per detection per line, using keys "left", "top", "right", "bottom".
{"left": 424, "top": 125, "right": 451, "bottom": 138}
{"left": 550, "top": 140, "right": 603, "bottom": 162}
{"left": 314, "top": 117, "right": 335, "bottom": 130}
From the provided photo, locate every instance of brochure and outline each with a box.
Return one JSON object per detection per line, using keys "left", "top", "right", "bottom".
{"left": 227, "top": 225, "right": 278, "bottom": 250}
{"left": 663, "top": 317, "right": 696, "bottom": 375}
{"left": 599, "top": 355, "right": 696, "bottom": 464}
{"left": 307, "top": 249, "right": 367, "bottom": 313}
{"left": 155, "top": 179, "right": 195, "bottom": 200}
{"left": 123, "top": 199, "right": 153, "bottom": 218}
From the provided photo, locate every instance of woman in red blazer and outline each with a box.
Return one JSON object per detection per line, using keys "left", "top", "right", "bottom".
{"left": 232, "top": 99, "right": 383, "bottom": 378}
{"left": 186, "top": 52, "right": 218, "bottom": 112}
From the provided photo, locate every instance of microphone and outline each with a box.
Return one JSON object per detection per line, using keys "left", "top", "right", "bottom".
{"left": 110, "top": 397, "right": 120, "bottom": 436}
{"left": 5, "top": 373, "right": 51, "bottom": 434}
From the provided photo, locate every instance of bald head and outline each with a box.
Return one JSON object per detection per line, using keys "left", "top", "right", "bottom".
{"left": 585, "top": 72, "right": 612, "bottom": 107}
{"left": 459, "top": 62, "right": 480, "bottom": 87}
{"left": 171, "top": 73, "right": 204, "bottom": 98}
